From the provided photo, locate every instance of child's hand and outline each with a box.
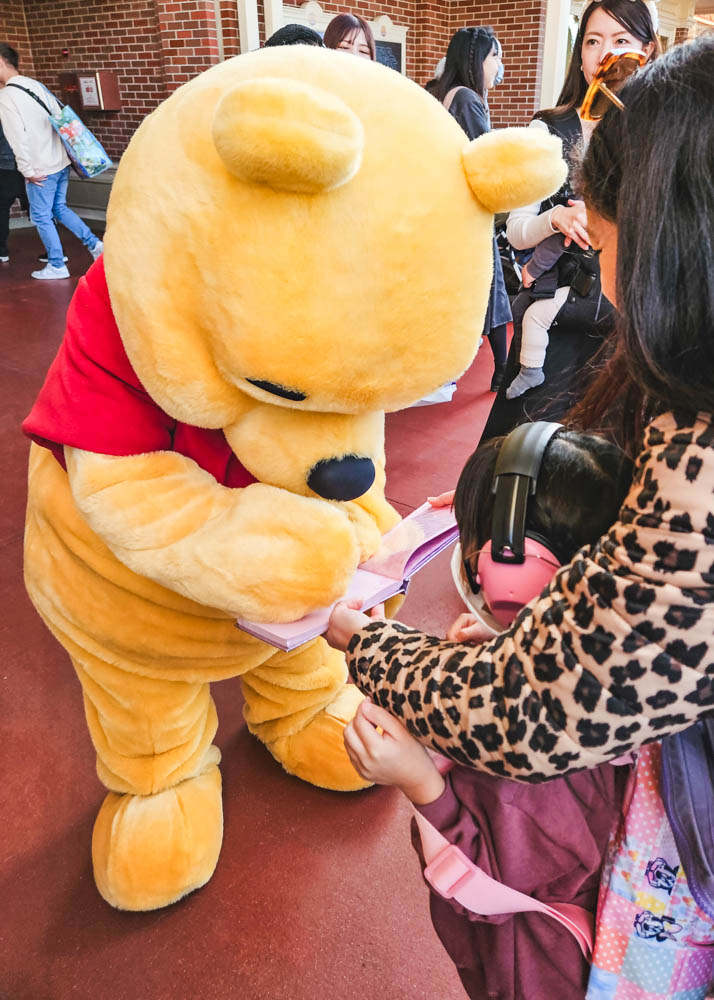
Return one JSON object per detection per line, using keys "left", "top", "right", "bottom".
{"left": 343, "top": 700, "right": 445, "bottom": 805}
{"left": 521, "top": 262, "right": 534, "bottom": 289}
{"left": 427, "top": 490, "right": 455, "bottom": 508}
{"left": 325, "top": 600, "right": 384, "bottom": 652}
{"left": 447, "top": 612, "right": 496, "bottom": 643}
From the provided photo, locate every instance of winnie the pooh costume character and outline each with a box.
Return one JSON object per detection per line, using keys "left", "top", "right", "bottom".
{"left": 22, "top": 46, "right": 565, "bottom": 912}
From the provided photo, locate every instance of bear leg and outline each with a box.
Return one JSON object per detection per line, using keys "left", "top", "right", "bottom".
{"left": 72, "top": 653, "right": 224, "bottom": 910}
{"left": 241, "top": 639, "right": 371, "bottom": 791}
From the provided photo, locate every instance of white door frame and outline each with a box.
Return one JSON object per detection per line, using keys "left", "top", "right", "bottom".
{"left": 237, "top": 0, "right": 260, "bottom": 51}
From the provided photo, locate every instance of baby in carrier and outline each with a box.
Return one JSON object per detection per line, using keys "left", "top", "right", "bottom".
{"left": 505, "top": 234, "right": 600, "bottom": 401}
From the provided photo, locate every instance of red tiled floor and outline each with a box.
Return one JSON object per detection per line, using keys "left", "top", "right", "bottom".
{"left": 1, "top": 226, "right": 499, "bottom": 1000}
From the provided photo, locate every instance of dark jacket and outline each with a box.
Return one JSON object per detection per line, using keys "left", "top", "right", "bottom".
{"left": 0, "top": 121, "right": 16, "bottom": 170}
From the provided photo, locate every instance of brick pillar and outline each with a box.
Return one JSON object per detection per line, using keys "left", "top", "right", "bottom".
{"left": 155, "top": 0, "right": 221, "bottom": 92}
{"left": 0, "top": 0, "right": 36, "bottom": 75}
{"left": 414, "top": 1, "right": 452, "bottom": 86}
{"left": 220, "top": 0, "right": 241, "bottom": 58}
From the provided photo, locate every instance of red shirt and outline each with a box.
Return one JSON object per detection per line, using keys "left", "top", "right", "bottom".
{"left": 23, "top": 258, "right": 256, "bottom": 489}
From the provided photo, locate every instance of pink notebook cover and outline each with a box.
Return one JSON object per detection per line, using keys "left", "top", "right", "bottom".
{"left": 235, "top": 502, "right": 458, "bottom": 651}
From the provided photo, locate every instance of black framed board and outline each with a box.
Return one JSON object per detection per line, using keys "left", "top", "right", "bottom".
{"left": 375, "top": 40, "right": 402, "bottom": 72}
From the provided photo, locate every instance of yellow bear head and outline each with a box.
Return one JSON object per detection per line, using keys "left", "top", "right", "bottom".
{"left": 104, "top": 47, "right": 564, "bottom": 503}
{"left": 105, "top": 48, "right": 564, "bottom": 419}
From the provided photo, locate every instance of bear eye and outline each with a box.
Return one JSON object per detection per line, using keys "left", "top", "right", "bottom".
{"left": 246, "top": 379, "right": 307, "bottom": 401}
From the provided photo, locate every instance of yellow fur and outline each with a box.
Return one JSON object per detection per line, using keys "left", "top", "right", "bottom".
{"left": 212, "top": 78, "right": 364, "bottom": 193}
{"left": 24, "top": 46, "right": 566, "bottom": 910}
{"left": 462, "top": 127, "right": 568, "bottom": 214}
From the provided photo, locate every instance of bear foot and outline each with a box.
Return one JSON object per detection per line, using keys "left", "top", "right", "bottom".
{"left": 266, "top": 684, "right": 372, "bottom": 792}
{"left": 92, "top": 765, "right": 223, "bottom": 911}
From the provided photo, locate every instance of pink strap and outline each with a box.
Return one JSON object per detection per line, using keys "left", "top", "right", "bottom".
{"left": 414, "top": 810, "right": 594, "bottom": 960}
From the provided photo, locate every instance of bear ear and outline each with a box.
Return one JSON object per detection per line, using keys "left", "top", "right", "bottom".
{"left": 462, "top": 127, "right": 568, "bottom": 214}
{"left": 212, "top": 78, "right": 364, "bottom": 194}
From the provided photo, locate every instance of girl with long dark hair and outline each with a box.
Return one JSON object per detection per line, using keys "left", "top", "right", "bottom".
{"left": 439, "top": 27, "right": 512, "bottom": 393}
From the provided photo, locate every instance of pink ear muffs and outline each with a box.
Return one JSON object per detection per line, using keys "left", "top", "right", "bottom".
{"left": 476, "top": 537, "right": 561, "bottom": 628}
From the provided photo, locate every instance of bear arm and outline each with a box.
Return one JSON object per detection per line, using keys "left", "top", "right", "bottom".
{"left": 65, "top": 446, "right": 361, "bottom": 622}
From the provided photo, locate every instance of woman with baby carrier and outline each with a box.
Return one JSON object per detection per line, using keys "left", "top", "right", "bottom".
{"left": 482, "top": 0, "right": 659, "bottom": 440}
{"left": 328, "top": 34, "right": 714, "bottom": 1000}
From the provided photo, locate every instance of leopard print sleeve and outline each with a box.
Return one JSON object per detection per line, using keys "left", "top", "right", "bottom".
{"left": 346, "top": 412, "right": 714, "bottom": 781}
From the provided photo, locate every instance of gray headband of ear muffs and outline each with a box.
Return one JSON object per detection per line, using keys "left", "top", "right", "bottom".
{"left": 490, "top": 421, "right": 563, "bottom": 563}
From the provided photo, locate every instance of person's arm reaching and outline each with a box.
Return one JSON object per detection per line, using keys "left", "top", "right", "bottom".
{"left": 329, "top": 415, "right": 714, "bottom": 781}
{"left": 345, "top": 698, "right": 514, "bottom": 924}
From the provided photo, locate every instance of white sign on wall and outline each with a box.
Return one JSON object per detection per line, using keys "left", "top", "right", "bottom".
{"left": 78, "top": 74, "right": 100, "bottom": 109}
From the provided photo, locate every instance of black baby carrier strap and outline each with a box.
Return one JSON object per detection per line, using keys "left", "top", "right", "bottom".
{"left": 535, "top": 108, "right": 582, "bottom": 213}
{"left": 532, "top": 108, "right": 605, "bottom": 309}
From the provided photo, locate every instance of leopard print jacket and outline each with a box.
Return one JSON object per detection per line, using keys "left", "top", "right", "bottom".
{"left": 347, "top": 411, "right": 714, "bottom": 781}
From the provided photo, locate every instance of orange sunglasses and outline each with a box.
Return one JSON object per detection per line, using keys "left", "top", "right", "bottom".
{"left": 580, "top": 48, "right": 648, "bottom": 121}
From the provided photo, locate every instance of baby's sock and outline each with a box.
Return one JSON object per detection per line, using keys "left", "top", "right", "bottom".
{"left": 506, "top": 366, "right": 545, "bottom": 399}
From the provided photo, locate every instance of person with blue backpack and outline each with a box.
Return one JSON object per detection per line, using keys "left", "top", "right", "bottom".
{"left": 0, "top": 43, "right": 103, "bottom": 279}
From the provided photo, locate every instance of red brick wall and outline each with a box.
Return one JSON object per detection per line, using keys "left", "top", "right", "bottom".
{"left": 450, "top": 0, "right": 548, "bottom": 127}
{"left": 0, "top": 0, "right": 35, "bottom": 74}
{"left": 21, "top": 0, "right": 166, "bottom": 158}
{"left": 155, "top": 0, "right": 220, "bottom": 90}
{"left": 14, "top": 0, "right": 225, "bottom": 160}
{"left": 414, "top": 1, "right": 451, "bottom": 84}
{"left": 219, "top": 0, "right": 240, "bottom": 58}
{"left": 4, "top": 0, "right": 547, "bottom": 159}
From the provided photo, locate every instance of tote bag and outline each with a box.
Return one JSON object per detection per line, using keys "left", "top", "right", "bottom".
{"left": 6, "top": 83, "right": 112, "bottom": 179}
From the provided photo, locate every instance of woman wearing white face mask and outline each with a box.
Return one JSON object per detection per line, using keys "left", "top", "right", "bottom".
{"left": 482, "top": 0, "right": 658, "bottom": 438}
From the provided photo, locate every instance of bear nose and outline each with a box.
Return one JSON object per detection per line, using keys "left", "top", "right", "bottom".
{"left": 307, "top": 456, "right": 375, "bottom": 502}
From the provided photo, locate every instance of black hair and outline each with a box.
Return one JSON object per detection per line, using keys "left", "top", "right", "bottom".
{"left": 542, "top": 0, "right": 658, "bottom": 118}
{"left": 264, "top": 24, "right": 323, "bottom": 47}
{"left": 453, "top": 429, "right": 633, "bottom": 565}
{"left": 424, "top": 77, "right": 441, "bottom": 98}
{"left": 570, "top": 35, "right": 714, "bottom": 452}
{"left": 0, "top": 43, "right": 19, "bottom": 69}
{"left": 437, "top": 27, "right": 497, "bottom": 104}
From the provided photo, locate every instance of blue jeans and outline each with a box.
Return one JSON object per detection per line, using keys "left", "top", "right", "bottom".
{"left": 26, "top": 166, "right": 98, "bottom": 267}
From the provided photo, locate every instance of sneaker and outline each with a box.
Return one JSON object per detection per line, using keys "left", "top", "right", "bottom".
{"left": 31, "top": 263, "right": 70, "bottom": 280}
{"left": 38, "top": 254, "right": 68, "bottom": 263}
{"left": 0, "top": 253, "right": 8, "bottom": 263}
{"left": 89, "top": 240, "right": 104, "bottom": 261}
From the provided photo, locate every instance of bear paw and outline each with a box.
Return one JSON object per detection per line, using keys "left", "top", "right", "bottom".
{"left": 266, "top": 684, "right": 372, "bottom": 792}
{"left": 92, "top": 765, "right": 223, "bottom": 911}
